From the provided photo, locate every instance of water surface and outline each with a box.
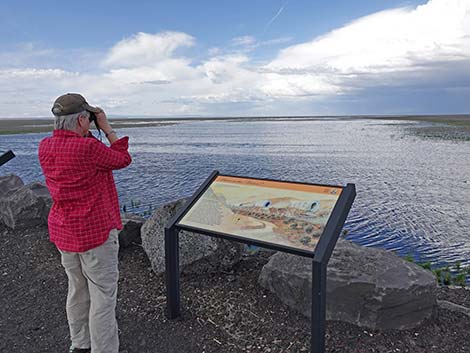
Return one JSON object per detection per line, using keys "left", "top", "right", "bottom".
{"left": 1, "top": 118, "right": 469, "bottom": 267}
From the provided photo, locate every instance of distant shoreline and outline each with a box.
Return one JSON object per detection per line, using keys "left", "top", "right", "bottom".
{"left": 0, "top": 114, "right": 469, "bottom": 135}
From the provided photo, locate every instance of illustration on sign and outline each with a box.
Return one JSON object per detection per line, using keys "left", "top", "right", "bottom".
{"left": 179, "top": 176, "right": 342, "bottom": 252}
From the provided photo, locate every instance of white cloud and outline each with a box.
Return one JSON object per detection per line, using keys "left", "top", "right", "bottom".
{"left": 103, "top": 31, "right": 195, "bottom": 68}
{"left": 201, "top": 54, "right": 250, "bottom": 84}
{"left": 208, "top": 47, "right": 222, "bottom": 56}
{"left": 264, "top": 0, "right": 470, "bottom": 96}
{"left": 260, "top": 37, "right": 293, "bottom": 46}
{"left": 231, "top": 36, "right": 257, "bottom": 47}
{"left": 260, "top": 72, "right": 343, "bottom": 97}
{"left": 0, "top": 68, "right": 77, "bottom": 79}
{"left": 103, "top": 58, "right": 193, "bottom": 84}
{"left": 228, "top": 35, "right": 292, "bottom": 54}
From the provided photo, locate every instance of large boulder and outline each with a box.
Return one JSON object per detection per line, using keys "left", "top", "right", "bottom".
{"left": 0, "top": 182, "right": 52, "bottom": 229}
{"left": 118, "top": 213, "right": 146, "bottom": 248}
{"left": 259, "top": 239, "right": 437, "bottom": 330}
{"left": 141, "top": 198, "right": 244, "bottom": 275}
{"left": 0, "top": 174, "right": 24, "bottom": 195}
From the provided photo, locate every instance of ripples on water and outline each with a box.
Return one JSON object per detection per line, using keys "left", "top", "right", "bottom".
{"left": 1, "top": 118, "right": 469, "bottom": 267}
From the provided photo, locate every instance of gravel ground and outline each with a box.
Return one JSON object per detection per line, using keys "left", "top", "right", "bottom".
{"left": 1, "top": 224, "right": 469, "bottom": 353}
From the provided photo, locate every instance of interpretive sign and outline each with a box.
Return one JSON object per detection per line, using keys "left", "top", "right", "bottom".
{"left": 179, "top": 175, "right": 342, "bottom": 256}
{"left": 165, "top": 171, "right": 356, "bottom": 353}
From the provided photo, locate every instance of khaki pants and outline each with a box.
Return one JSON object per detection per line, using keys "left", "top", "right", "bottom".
{"left": 60, "top": 230, "right": 120, "bottom": 353}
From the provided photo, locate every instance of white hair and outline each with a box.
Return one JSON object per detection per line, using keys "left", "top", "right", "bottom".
{"left": 54, "top": 110, "right": 89, "bottom": 131}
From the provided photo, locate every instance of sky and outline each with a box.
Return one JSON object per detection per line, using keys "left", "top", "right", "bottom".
{"left": 0, "top": 0, "right": 469, "bottom": 118}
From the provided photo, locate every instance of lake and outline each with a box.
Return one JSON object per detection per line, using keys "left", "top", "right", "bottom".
{"left": 1, "top": 118, "right": 469, "bottom": 267}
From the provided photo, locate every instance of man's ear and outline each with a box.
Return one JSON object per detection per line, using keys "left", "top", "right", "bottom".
{"left": 77, "top": 114, "right": 88, "bottom": 136}
{"left": 77, "top": 114, "right": 85, "bottom": 127}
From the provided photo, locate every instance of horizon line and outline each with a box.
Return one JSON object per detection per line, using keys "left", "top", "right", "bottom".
{"left": 0, "top": 113, "right": 469, "bottom": 121}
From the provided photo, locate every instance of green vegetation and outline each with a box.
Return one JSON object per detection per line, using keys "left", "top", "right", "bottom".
{"left": 421, "top": 261, "right": 431, "bottom": 270}
{"left": 404, "top": 253, "right": 415, "bottom": 263}
{"left": 403, "top": 254, "right": 469, "bottom": 287}
{"left": 392, "top": 115, "right": 470, "bottom": 128}
{"left": 454, "top": 273, "right": 467, "bottom": 287}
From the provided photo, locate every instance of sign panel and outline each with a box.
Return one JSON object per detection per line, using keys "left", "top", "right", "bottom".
{"left": 178, "top": 175, "right": 342, "bottom": 253}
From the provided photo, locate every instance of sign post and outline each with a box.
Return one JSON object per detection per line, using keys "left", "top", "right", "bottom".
{"left": 165, "top": 170, "right": 355, "bottom": 353}
{"left": 164, "top": 226, "right": 180, "bottom": 319}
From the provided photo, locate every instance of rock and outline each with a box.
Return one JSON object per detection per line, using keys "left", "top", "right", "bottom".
{"left": 0, "top": 174, "right": 24, "bottom": 195}
{"left": 0, "top": 182, "right": 52, "bottom": 229}
{"left": 259, "top": 239, "right": 437, "bottom": 330}
{"left": 437, "top": 300, "right": 470, "bottom": 318}
{"left": 141, "top": 198, "right": 244, "bottom": 275}
{"left": 118, "top": 213, "right": 146, "bottom": 248}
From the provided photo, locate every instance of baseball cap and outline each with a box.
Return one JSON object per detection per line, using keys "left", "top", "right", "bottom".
{"left": 51, "top": 93, "right": 101, "bottom": 116}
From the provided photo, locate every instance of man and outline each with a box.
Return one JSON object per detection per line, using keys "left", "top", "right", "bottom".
{"left": 38, "top": 93, "right": 132, "bottom": 353}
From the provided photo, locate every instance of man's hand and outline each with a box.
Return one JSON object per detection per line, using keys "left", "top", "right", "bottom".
{"left": 95, "top": 109, "right": 111, "bottom": 131}
{"left": 95, "top": 109, "right": 118, "bottom": 143}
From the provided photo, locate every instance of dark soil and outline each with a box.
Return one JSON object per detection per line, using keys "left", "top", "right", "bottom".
{"left": 1, "top": 224, "right": 469, "bottom": 353}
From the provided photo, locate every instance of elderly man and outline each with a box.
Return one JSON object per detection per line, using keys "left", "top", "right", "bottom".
{"left": 38, "top": 93, "right": 132, "bottom": 353}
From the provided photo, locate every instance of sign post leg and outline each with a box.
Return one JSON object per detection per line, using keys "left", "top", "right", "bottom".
{"left": 311, "top": 260, "right": 327, "bottom": 353}
{"left": 165, "top": 226, "right": 180, "bottom": 319}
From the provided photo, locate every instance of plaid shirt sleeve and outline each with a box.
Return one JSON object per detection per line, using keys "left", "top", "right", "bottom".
{"left": 91, "top": 136, "right": 132, "bottom": 171}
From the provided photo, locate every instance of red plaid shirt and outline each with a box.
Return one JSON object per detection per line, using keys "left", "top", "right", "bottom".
{"left": 38, "top": 130, "right": 132, "bottom": 252}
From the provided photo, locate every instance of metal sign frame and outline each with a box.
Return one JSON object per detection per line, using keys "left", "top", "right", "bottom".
{"left": 164, "top": 170, "right": 356, "bottom": 353}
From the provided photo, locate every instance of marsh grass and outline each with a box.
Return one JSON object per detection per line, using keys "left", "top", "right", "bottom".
{"left": 406, "top": 126, "right": 470, "bottom": 142}
{"left": 403, "top": 254, "right": 469, "bottom": 287}
{"left": 394, "top": 115, "right": 470, "bottom": 142}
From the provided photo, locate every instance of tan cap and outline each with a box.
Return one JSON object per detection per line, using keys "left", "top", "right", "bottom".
{"left": 51, "top": 93, "right": 101, "bottom": 116}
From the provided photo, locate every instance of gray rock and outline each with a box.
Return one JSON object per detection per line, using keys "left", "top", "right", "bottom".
{"left": 0, "top": 174, "right": 24, "bottom": 196}
{"left": 259, "top": 239, "right": 437, "bottom": 330}
{"left": 141, "top": 198, "right": 244, "bottom": 275}
{"left": 118, "top": 213, "right": 146, "bottom": 248}
{"left": 0, "top": 182, "right": 52, "bottom": 229}
{"left": 437, "top": 300, "right": 470, "bottom": 318}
